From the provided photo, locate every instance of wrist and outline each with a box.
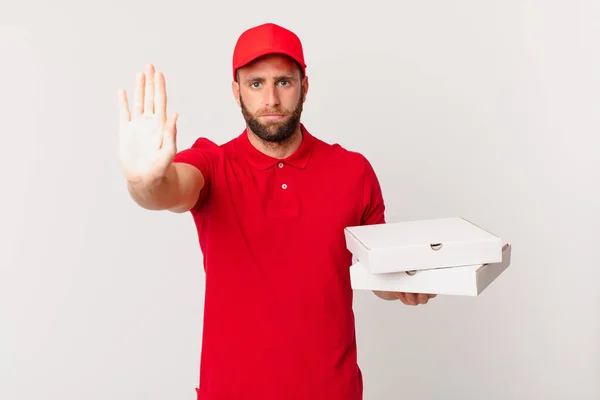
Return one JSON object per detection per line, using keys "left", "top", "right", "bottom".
{"left": 127, "top": 168, "right": 170, "bottom": 192}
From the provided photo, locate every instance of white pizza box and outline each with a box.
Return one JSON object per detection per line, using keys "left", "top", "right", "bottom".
{"left": 344, "top": 217, "right": 503, "bottom": 274}
{"left": 350, "top": 243, "right": 512, "bottom": 296}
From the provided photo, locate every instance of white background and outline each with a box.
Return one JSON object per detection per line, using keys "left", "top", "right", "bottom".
{"left": 2, "top": 0, "right": 599, "bottom": 399}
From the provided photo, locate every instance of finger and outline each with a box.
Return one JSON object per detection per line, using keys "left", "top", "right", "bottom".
{"left": 155, "top": 71, "right": 167, "bottom": 123}
{"left": 161, "top": 112, "right": 179, "bottom": 152}
{"left": 398, "top": 292, "right": 417, "bottom": 306}
{"left": 134, "top": 72, "right": 145, "bottom": 115}
{"left": 118, "top": 88, "right": 131, "bottom": 124}
{"left": 405, "top": 293, "right": 418, "bottom": 306}
{"left": 144, "top": 64, "right": 155, "bottom": 116}
{"left": 396, "top": 292, "right": 408, "bottom": 304}
{"left": 417, "top": 293, "right": 429, "bottom": 305}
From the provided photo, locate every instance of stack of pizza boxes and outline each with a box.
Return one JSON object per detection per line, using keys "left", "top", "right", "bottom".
{"left": 345, "top": 217, "right": 512, "bottom": 296}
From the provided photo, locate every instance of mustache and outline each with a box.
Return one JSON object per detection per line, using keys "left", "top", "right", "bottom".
{"left": 257, "top": 108, "right": 290, "bottom": 116}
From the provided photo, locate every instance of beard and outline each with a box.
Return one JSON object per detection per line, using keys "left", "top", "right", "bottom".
{"left": 240, "top": 92, "right": 304, "bottom": 143}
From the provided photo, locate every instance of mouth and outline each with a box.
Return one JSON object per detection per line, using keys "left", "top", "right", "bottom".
{"left": 260, "top": 114, "right": 285, "bottom": 120}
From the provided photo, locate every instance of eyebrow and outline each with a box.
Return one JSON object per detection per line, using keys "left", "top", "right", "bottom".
{"left": 244, "top": 74, "right": 297, "bottom": 83}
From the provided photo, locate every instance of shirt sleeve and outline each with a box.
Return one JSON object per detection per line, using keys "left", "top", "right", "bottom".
{"left": 360, "top": 156, "right": 386, "bottom": 226}
{"left": 172, "top": 137, "right": 221, "bottom": 211}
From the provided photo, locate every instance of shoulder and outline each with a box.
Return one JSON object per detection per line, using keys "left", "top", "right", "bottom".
{"left": 185, "top": 137, "right": 225, "bottom": 152}
{"left": 172, "top": 137, "right": 233, "bottom": 175}
{"left": 311, "top": 134, "right": 376, "bottom": 174}
{"left": 189, "top": 135, "right": 243, "bottom": 152}
{"left": 177, "top": 136, "right": 241, "bottom": 161}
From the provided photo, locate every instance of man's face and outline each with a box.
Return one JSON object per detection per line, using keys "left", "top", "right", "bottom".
{"left": 233, "top": 54, "right": 308, "bottom": 143}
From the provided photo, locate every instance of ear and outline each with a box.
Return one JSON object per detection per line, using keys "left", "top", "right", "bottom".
{"left": 232, "top": 80, "right": 241, "bottom": 107}
{"left": 301, "top": 75, "right": 309, "bottom": 102}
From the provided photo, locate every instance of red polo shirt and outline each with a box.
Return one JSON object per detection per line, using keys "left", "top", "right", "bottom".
{"left": 172, "top": 124, "right": 385, "bottom": 400}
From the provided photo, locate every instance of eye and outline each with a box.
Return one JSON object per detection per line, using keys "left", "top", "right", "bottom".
{"left": 278, "top": 80, "right": 289, "bottom": 86}
{"left": 250, "top": 82, "right": 261, "bottom": 88}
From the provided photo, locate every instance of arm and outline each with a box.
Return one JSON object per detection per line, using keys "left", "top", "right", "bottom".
{"left": 359, "top": 157, "right": 437, "bottom": 306}
{"left": 119, "top": 64, "right": 215, "bottom": 215}
{"left": 358, "top": 157, "right": 390, "bottom": 299}
{"left": 127, "top": 162, "right": 204, "bottom": 213}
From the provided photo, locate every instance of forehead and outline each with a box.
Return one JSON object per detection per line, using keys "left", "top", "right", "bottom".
{"left": 238, "top": 54, "right": 300, "bottom": 79}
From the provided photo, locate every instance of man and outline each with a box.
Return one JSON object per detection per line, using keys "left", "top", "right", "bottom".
{"left": 118, "top": 22, "right": 435, "bottom": 400}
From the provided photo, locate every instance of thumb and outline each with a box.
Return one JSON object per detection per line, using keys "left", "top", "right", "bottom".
{"left": 162, "top": 112, "right": 178, "bottom": 152}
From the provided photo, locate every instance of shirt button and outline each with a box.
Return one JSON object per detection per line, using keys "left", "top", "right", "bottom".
{"left": 278, "top": 162, "right": 284, "bottom": 168}
{"left": 282, "top": 184, "right": 288, "bottom": 189}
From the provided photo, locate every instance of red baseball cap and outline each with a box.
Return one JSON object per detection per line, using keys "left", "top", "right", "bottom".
{"left": 232, "top": 23, "right": 306, "bottom": 81}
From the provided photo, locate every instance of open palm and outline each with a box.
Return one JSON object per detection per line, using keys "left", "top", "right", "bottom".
{"left": 118, "top": 64, "right": 178, "bottom": 186}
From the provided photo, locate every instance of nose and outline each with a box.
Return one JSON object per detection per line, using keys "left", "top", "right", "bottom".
{"left": 264, "top": 84, "right": 280, "bottom": 108}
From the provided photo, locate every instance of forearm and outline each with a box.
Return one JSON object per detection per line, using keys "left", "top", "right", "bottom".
{"left": 127, "top": 163, "right": 182, "bottom": 211}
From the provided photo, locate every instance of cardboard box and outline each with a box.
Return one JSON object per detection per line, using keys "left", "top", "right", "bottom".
{"left": 344, "top": 217, "right": 503, "bottom": 274}
{"left": 350, "top": 243, "right": 512, "bottom": 296}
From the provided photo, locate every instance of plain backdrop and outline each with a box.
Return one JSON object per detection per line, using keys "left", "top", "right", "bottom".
{"left": 2, "top": 0, "right": 599, "bottom": 399}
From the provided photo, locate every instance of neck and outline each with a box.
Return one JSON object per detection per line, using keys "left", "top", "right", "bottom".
{"left": 247, "top": 125, "right": 303, "bottom": 159}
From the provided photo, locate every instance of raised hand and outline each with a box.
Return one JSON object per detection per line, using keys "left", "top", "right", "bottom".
{"left": 118, "top": 64, "right": 179, "bottom": 187}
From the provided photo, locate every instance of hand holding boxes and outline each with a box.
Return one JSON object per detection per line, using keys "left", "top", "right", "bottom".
{"left": 345, "top": 217, "right": 512, "bottom": 296}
